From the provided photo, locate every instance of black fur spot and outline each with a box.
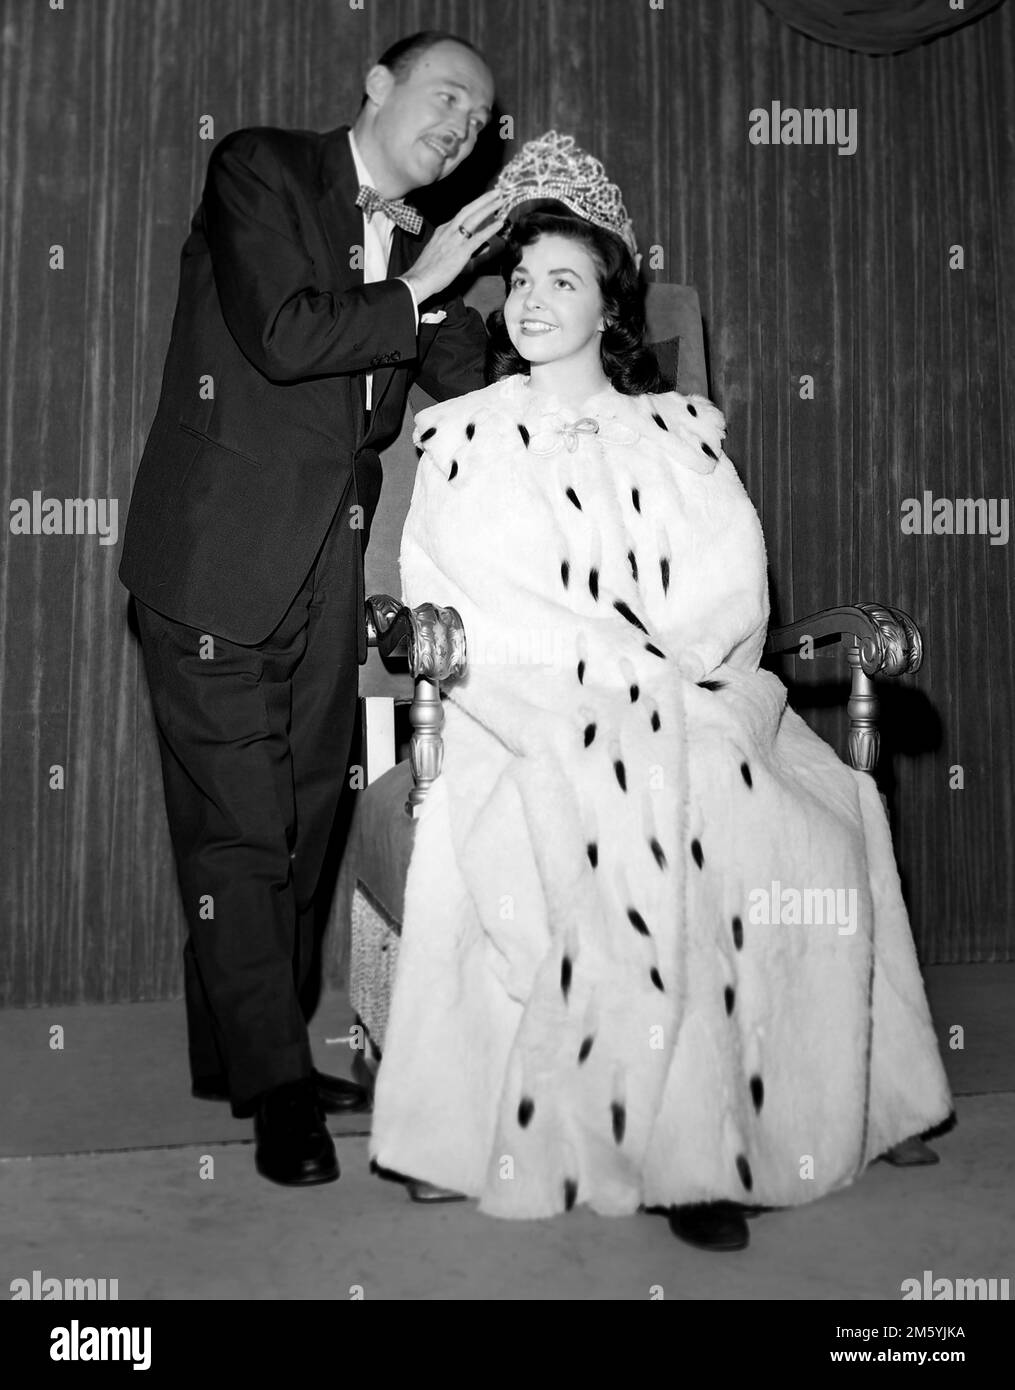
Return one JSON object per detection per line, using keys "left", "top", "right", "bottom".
{"left": 691, "top": 838, "right": 704, "bottom": 869}
{"left": 611, "top": 1102, "right": 627, "bottom": 1144}
{"left": 465, "top": 422, "right": 476, "bottom": 441}
{"left": 750, "top": 1075, "right": 764, "bottom": 1113}
{"left": 660, "top": 557, "right": 670, "bottom": 594}
{"left": 566, "top": 486, "right": 582, "bottom": 510}
{"left": 650, "top": 967, "right": 665, "bottom": 991}
{"left": 725, "top": 985, "right": 735, "bottom": 1015}
{"left": 561, "top": 560, "right": 570, "bottom": 588}
{"left": 584, "top": 722, "right": 596, "bottom": 747}
{"left": 589, "top": 568, "right": 599, "bottom": 601}
{"left": 614, "top": 759, "right": 627, "bottom": 792}
{"left": 651, "top": 411, "right": 668, "bottom": 431}
{"left": 741, "top": 761, "right": 753, "bottom": 788}
{"left": 645, "top": 642, "right": 665, "bottom": 658}
{"left": 732, "top": 915, "right": 744, "bottom": 950}
{"left": 561, "top": 954, "right": 572, "bottom": 1001}
{"left": 586, "top": 842, "right": 598, "bottom": 868}
{"left": 577, "top": 659, "right": 585, "bottom": 684}
{"left": 687, "top": 402, "right": 698, "bottom": 417}
{"left": 448, "top": 460, "right": 458, "bottom": 481}
{"left": 420, "top": 426, "right": 437, "bottom": 442}
{"left": 614, "top": 599, "right": 648, "bottom": 634}
{"left": 650, "top": 837, "right": 667, "bottom": 869}
{"left": 736, "top": 1154, "right": 754, "bottom": 1192}
{"left": 564, "top": 1178, "right": 578, "bottom": 1211}
{"left": 578, "top": 1035, "right": 594, "bottom": 1063}
{"left": 518, "top": 424, "right": 530, "bottom": 447}
{"left": 650, "top": 710, "right": 661, "bottom": 732}
{"left": 629, "top": 684, "right": 640, "bottom": 703}
{"left": 627, "top": 907, "right": 650, "bottom": 936}
{"left": 701, "top": 441, "right": 718, "bottom": 461}
{"left": 414, "top": 445, "right": 423, "bottom": 460}
{"left": 628, "top": 550, "right": 639, "bottom": 581}
{"left": 517, "top": 1096, "right": 534, "bottom": 1127}
{"left": 631, "top": 487, "right": 641, "bottom": 513}
{"left": 698, "top": 679, "right": 726, "bottom": 691}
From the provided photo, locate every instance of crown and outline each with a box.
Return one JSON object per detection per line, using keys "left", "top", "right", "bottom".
{"left": 494, "top": 131, "right": 638, "bottom": 258}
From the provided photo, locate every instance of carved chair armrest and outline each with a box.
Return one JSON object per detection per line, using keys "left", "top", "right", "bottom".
{"left": 365, "top": 595, "right": 468, "bottom": 816}
{"left": 762, "top": 602, "right": 923, "bottom": 774}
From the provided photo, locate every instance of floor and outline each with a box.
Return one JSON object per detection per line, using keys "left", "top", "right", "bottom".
{"left": 1, "top": 966, "right": 1013, "bottom": 1301}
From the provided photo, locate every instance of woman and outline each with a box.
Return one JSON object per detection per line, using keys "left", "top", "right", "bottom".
{"left": 368, "top": 140, "right": 952, "bottom": 1252}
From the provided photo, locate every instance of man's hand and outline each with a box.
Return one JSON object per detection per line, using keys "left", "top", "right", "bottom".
{"left": 401, "top": 189, "right": 507, "bottom": 305}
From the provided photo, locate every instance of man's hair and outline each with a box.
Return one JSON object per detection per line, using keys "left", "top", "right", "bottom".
{"left": 376, "top": 30, "right": 487, "bottom": 83}
{"left": 359, "top": 31, "right": 487, "bottom": 111}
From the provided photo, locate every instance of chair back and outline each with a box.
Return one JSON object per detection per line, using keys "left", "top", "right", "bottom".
{"left": 361, "top": 278, "right": 708, "bottom": 696}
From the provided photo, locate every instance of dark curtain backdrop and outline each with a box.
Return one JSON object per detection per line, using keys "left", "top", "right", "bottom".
{"left": 1, "top": 0, "right": 1012, "bottom": 1004}
{"left": 758, "top": 0, "right": 1006, "bottom": 54}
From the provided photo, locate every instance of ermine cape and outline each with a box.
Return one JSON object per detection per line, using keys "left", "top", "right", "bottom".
{"left": 369, "top": 374, "right": 951, "bottom": 1217}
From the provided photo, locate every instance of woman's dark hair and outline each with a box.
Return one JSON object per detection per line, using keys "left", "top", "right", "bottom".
{"left": 486, "top": 205, "right": 668, "bottom": 395}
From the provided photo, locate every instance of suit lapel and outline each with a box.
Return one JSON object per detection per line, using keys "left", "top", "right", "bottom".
{"left": 315, "top": 126, "right": 421, "bottom": 425}
{"left": 316, "top": 126, "right": 361, "bottom": 281}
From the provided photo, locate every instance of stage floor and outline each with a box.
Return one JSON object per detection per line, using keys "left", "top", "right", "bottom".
{"left": 1, "top": 966, "right": 1012, "bottom": 1300}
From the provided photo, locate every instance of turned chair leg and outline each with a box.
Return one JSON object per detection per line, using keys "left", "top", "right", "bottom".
{"left": 406, "top": 675, "right": 445, "bottom": 818}
{"left": 846, "top": 640, "right": 880, "bottom": 774}
{"left": 848, "top": 641, "right": 939, "bottom": 1167}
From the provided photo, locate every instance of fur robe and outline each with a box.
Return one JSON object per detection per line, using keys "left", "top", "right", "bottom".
{"left": 369, "top": 374, "right": 952, "bottom": 1218}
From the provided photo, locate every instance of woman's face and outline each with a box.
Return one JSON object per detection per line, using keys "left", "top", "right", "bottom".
{"left": 503, "top": 234, "right": 606, "bottom": 368}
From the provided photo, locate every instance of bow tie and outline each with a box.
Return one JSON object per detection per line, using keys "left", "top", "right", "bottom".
{"left": 355, "top": 185, "right": 423, "bottom": 236}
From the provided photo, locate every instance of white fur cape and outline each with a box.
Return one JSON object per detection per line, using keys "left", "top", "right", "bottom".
{"left": 369, "top": 374, "right": 952, "bottom": 1218}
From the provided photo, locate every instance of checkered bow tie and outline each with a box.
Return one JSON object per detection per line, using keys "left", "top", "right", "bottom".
{"left": 355, "top": 185, "right": 423, "bottom": 236}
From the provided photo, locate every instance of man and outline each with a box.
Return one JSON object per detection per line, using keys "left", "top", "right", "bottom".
{"left": 118, "top": 32, "right": 503, "bottom": 1186}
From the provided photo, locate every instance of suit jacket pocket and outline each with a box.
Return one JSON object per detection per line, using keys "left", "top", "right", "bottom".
{"left": 177, "top": 419, "right": 261, "bottom": 468}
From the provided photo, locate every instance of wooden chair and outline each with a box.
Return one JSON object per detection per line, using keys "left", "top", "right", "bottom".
{"left": 331, "top": 278, "right": 924, "bottom": 1071}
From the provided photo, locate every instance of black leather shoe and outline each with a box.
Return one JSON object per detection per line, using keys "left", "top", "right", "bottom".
{"left": 312, "top": 1068, "right": 370, "bottom": 1114}
{"left": 193, "top": 1068, "right": 369, "bottom": 1115}
{"left": 668, "top": 1201, "right": 750, "bottom": 1252}
{"left": 880, "top": 1136, "right": 940, "bottom": 1166}
{"left": 254, "top": 1078, "right": 339, "bottom": 1187}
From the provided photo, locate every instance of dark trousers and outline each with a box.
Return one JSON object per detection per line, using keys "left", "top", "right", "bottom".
{"left": 135, "top": 494, "right": 362, "bottom": 1109}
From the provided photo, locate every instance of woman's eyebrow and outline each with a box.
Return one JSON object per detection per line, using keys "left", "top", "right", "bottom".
{"left": 513, "top": 265, "right": 585, "bottom": 281}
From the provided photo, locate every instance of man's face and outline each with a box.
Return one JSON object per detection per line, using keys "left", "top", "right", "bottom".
{"left": 366, "top": 42, "right": 495, "bottom": 194}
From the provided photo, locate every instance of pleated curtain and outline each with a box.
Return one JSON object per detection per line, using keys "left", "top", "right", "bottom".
{"left": 1, "top": 0, "right": 1012, "bottom": 1004}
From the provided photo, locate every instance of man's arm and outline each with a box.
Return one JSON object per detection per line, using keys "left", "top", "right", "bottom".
{"left": 414, "top": 290, "right": 488, "bottom": 401}
{"left": 203, "top": 130, "right": 419, "bottom": 383}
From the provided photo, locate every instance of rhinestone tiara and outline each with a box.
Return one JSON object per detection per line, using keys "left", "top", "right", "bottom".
{"left": 494, "top": 130, "right": 638, "bottom": 258}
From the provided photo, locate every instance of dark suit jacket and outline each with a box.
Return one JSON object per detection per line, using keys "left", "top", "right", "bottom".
{"left": 119, "top": 124, "right": 486, "bottom": 647}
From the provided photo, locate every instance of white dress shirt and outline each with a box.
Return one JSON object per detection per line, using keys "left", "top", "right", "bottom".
{"left": 348, "top": 130, "right": 419, "bottom": 410}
